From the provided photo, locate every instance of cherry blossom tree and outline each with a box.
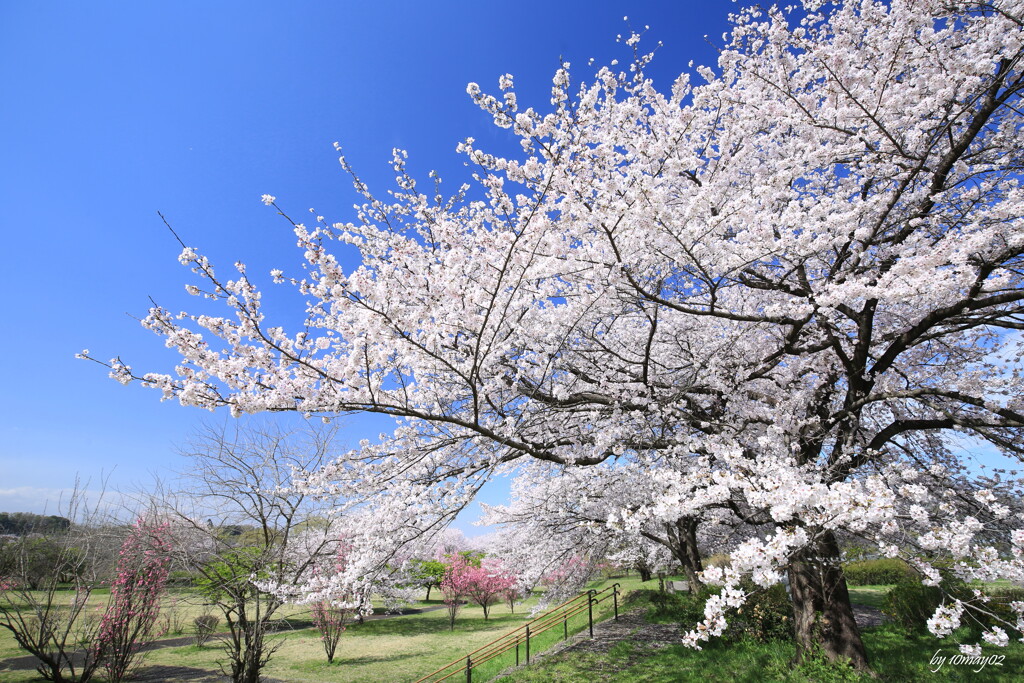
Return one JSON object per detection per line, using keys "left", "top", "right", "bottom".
{"left": 93, "top": 0, "right": 1024, "bottom": 672}
{"left": 481, "top": 463, "right": 748, "bottom": 592}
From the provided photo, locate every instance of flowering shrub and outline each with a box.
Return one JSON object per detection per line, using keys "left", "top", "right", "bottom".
{"left": 311, "top": 601, "right": 349, "bottom": 663}
{"left": 93, "top": 519, "right": 172, "bottom": 683}
{"left": 309, "top": 539, "right": 358, "bottom": 663}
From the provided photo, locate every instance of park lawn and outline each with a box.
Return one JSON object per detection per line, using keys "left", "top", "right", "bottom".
{"left": 142, "top": 576, "right": 643, "bottom": 683}
{"left": 847, "top": 584, "right": 891, "bottom": 610}
{"left": 1, "top": 576, "right": 645, "bottom": 683}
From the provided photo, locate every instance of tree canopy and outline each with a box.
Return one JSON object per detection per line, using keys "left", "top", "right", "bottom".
{"left": 92, "top": 0, "right": 1024, "bottom": 670}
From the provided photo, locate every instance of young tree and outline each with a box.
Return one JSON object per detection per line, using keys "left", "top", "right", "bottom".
{"left": 410, "top": 558, "right": 447, "bottom": 601}
{"left": 0, "top": 486, "right": 115, "bottom": 683}
{"left": 310, "top": 601, "right": 348, "bottom": 664}
{"left": 462, "top": 558, "right": 516, "bottom": 620}
{"left": 160, "top": 420, "right": 343, "bottom": 683}
{"left": 93, "top": 519, "right": 173, "bottom": 683}
{"left": 440, "top": 554, "right": 473, "bottom": 631}
{"left": 94, "top": 0, "right": 1024, "bottom": 672}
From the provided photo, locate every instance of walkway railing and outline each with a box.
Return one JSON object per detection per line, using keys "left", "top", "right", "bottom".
{"left": 413, "top": 583, "right": 620, "bottom": 683}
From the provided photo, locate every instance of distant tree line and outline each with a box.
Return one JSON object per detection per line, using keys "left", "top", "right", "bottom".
{"left": 0, "top": 512, "right": 72, "bottom": 536}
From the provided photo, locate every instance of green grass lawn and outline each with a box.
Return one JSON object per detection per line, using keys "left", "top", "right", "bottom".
{"left": 0, "top": 576, "right": 648, "bottom": 683}
{"left": 847, "top": 584, "right": 890, "bottom": 610}
{"left": 13, "top": 577, "right": 1010, "bottom": 682}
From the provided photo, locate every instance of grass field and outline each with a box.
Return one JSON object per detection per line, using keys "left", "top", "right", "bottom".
{"left": 0, "top": 576, "right": 646, "bottom": 682}
{"left": 6, "top": 578, "right": 1020, "bottom": 682}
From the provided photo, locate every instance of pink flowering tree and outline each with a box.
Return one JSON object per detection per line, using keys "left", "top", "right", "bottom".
{"left": 310, "top": 602, "right": 347, "bottom": 663}
{"left": 439, "top": 555, "right": 473, "bottom": 631}
{"left": 94, "top": 519, "right": 173, "bottom": 683}
{"left": 94, "top": 0, "right": 1024, "bottom": 673}
{"left": 463, "top": 558, "right": 516, "bottom": 620}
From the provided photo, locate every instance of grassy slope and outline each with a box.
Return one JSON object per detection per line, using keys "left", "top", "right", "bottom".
{"left": 496, "top": 586, "right": 1024, "bottom": 683}
{"left": 496, "top": 624, "right": 1024, "bottom": 683}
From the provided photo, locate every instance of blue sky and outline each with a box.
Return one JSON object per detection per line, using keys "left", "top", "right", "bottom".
{"left": 0, "top": 1, "right": 736, "bottom": 530}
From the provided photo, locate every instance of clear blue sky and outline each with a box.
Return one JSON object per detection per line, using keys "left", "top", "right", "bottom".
{"left": 0, "top": 1, "right": 735, "bottom": 530}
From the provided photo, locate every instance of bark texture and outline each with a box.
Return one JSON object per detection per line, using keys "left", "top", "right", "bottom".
{"left": 787, "top": 531, "right": 870, "bottom": 672}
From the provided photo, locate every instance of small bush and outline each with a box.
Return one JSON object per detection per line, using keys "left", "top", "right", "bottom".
{"left": 193, "top": 614, "right": 219, "bottom": 646}
{"left": 843, "top": 558, "right": 914, "bottom": 586}
{"left": 643, "top": 583, "right": 792, "bottom": 642}
{"left": 883, "top": 575, "right": 970, "bottom": 630}
{"left": 729, "top": 583, "right": 794, "bottom": 642}
{"left": 646, "top": 589, "right": 709, "bottom": 626}
{"left": 159, "top": 602, "right": 186, "bottom": 635}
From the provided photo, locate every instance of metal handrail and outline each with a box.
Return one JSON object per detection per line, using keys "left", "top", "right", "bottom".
{"left": 413, "top": 582, "right": 620, "bottom": 683}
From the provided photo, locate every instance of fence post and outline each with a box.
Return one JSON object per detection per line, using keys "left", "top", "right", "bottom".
{"left": 466, "top": 655, "right": 472, "bottom": 683}
{"left": 587, "top": 589, "right": 595, "bottom": 637}
{"left": 613, "top": 583, "right": 619, "bottom": 621}
{"left": 563, "top": 612, "right": 568, "bottom": 640}
{"left": 516, "top": 638, "right": 520, "bottom": 667}
{"left": 526, "top": 624, "right": 531, "bottom": 664}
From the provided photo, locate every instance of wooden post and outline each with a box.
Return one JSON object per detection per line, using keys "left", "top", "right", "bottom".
{"left": 563, "top": 612, "right": 568, "bottom": 640}
{"left": 525, "top": 624, "right": 531, "bottom": 664}
{"left": 587, "top": 589, "right": 595, "bottom": 637}
{"left": 613, "top": 584, "right": 619, "bottom": 621}
{"left": 515, "top": 638, "right": 520, "bottom": 667}
{"left": 466, "top": 655, "right": 472, "bottom": 683}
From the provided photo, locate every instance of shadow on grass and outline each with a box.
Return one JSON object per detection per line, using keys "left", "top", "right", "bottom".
{"left": 334, "top": 650, "right": 422, "bottom": 666}
{"left": 349, "top": 613, "right": 525, "bottom": 638}
{"left": 132, "top": 664, "right": 225, "bottom": 682}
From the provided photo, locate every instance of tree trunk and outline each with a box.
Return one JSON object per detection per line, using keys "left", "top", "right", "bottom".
{"left": 787, "top": 531, "right": 871, "bottom": 673}
{"left": 636, "top": 562, "right": 653, "bottom": 582}
{"left": 667, "top": 517, "right": 705, "bottom": 593}
{"left": 425, "top": 584, "right": 432, "bottom": 601}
